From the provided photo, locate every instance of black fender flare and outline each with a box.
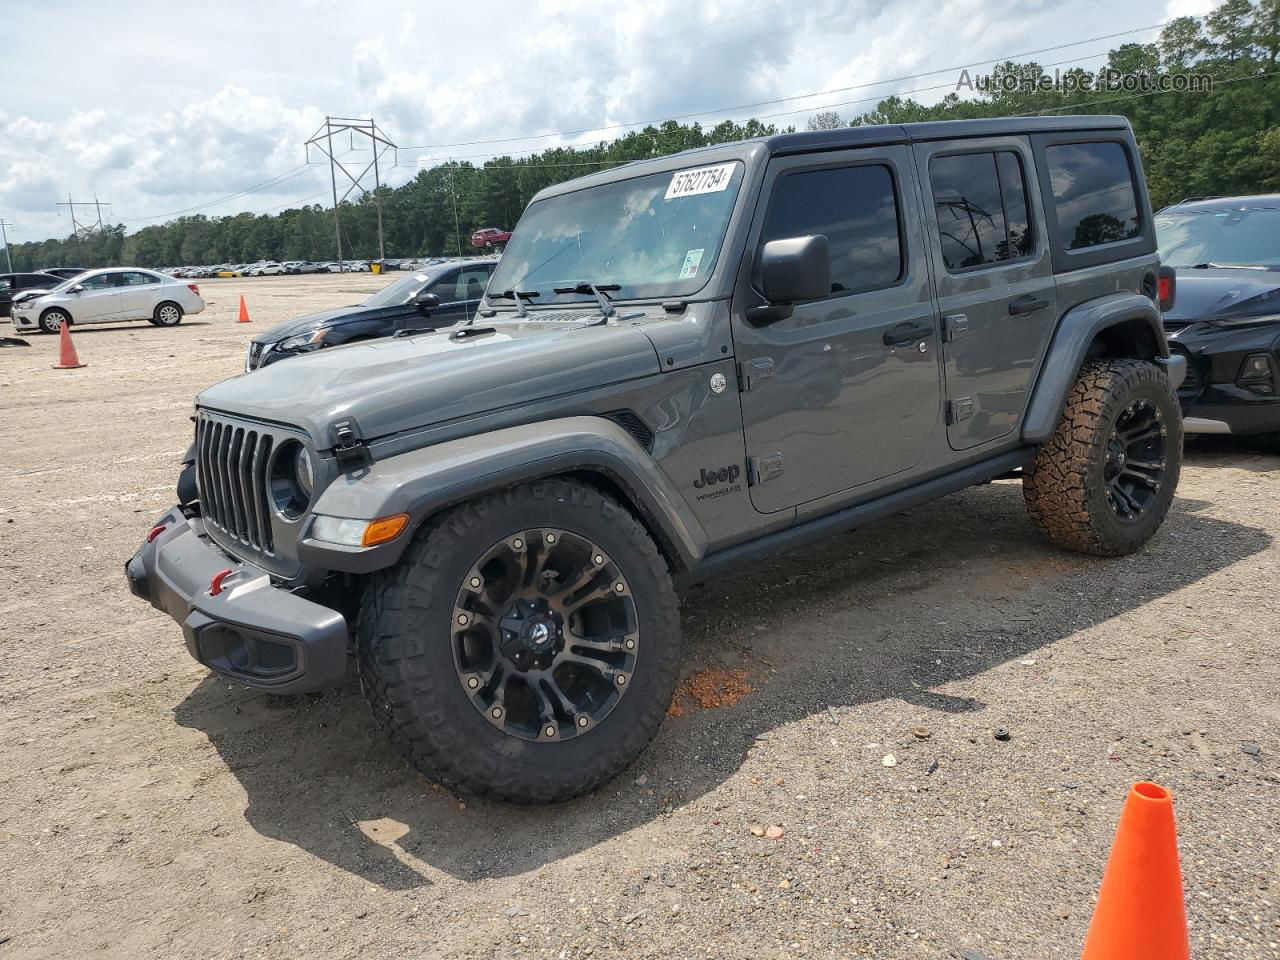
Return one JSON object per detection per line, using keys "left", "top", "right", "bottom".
{"left": 1022, "top": 293, "right": 1177, "bottom": 444}
{"left": 299, "top": 416, "right": 708, "bottom": 575}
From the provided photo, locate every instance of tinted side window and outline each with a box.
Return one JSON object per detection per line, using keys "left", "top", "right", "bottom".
{"left": 930, "top": 151, "right": 1034, "bottom": 270}
{"left": 120, "top": 271, "right": 157, "bottom": 286}
{"left": 0, "top": 278, "right": 11, "bottom": 293}
{"left": 761, "top": 164, "right": 903, "bottom": 295}
{"left": 1045, "top": 142, "right": 1141, "bottom": 250}
{"left": 81, "top": 274, "right": 118, "bottom": 290}
{"left": 430, "top": 271, "right": 463, "bottom": 302}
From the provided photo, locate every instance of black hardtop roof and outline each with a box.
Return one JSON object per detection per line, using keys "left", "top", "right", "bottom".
{"left": 532, "top": 115, "right": 1132, "bottom": 201}
{"left": 763, "top": 114, "right": 1130, "bottom": 155}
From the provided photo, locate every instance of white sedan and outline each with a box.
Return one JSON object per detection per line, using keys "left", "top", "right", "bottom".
{"left": 12, "top": 268, "right": 206, "bottom": 334}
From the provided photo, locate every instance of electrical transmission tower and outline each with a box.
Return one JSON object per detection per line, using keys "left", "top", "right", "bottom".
{"left": 304, "top": 117, "right": 397, "bottom": 268}
{"left": 0, "top": 219, "right": 13, "bottom": 272}
{"left": 55, "top": 195, "right": 112, "bottom": 246}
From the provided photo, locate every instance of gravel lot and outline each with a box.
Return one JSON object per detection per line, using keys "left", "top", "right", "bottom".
{"left": 1, "top": 274, "right": 1278, "bottom": 959}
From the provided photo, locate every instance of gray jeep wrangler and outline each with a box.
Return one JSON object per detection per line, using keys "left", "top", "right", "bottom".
{"left": 127, "top": 115, "right": 1186, "bottom": 802}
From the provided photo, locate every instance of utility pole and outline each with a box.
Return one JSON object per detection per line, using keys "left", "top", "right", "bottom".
{"left": 56, "top": 196, "right": 113, "bottom": 249}
{"left": 0, "top": 219, "right": 13, "bottom": 273}
{"left": 304, "top": 117, "right": 397, "bottom": 269}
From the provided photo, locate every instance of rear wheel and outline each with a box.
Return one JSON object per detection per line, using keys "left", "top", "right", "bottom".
{"left": 38, "top": 309, "right": 70, "bottom": 334}
{"left": 1023, "top": 359, "right": 1181, "bottom": 556}
{"left": 152, "top": 302, "right": 183, "bottom": 326}
{"left": 357, "top": 478, "right": 681, "bottom": 803}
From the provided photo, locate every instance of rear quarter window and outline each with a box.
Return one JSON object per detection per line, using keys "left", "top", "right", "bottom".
{"left": 1045, "top": 141, "right": 1142, "bottom": 251}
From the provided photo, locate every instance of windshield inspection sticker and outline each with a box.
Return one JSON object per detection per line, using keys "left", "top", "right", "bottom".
{"left": 665, "top": 163, "right": 735, "bottom": 200}
{"left": 679, "top": 248, "right": 705, "bottom": 279}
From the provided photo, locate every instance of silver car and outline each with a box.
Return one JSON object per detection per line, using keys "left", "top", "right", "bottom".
{"left": 12, "top": 268, "right": 206, "bottom": 334}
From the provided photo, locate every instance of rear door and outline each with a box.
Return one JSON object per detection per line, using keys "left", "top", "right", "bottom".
{"left": 118, "top": 271, "right": 163, "bottom": 318}
{"left": 734, "top": 146, "right": 943, "bottom": 513}
{"left": 914, "top": 138, "right": 1057, "bottom": 450}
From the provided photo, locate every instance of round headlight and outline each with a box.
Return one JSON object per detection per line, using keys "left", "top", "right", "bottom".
{"left": 270, "top": 440, "right": 314, "bottom": 520}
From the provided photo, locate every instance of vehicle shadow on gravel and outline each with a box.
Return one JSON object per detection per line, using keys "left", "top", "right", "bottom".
{"left": 173, "top": 482, "right": 1270, "bottom": 889}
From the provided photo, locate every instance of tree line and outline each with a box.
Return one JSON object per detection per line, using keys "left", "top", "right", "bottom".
{"left": 4, "top": 0, "right": 1277, "bottom": 272}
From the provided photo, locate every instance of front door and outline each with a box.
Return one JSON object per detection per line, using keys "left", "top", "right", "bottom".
{"left": 734, "top": 147, "right": 943, "bottom": 514}
{"left": 72, "top": 273, "right": 122, "bottom": 322}
{"left": 913, "top": 138, "right": 1058, "bottom": 450}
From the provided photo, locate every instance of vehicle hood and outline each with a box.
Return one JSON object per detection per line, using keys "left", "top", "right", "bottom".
{"left": 11, "top": 288, "right": 54, "bottom": 304}
{"left": 1165, "top": 268, "right": 1280, "bottom": 324}
{"left": 201, "top": 315, "right": 663, "bottom": 445}
{"left": 253, "top": 305, "right": 380, "bottom": 343}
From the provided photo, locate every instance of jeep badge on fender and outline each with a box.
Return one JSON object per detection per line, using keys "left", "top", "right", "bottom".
{"left": 694, "top": 464, "right": 742, "bottom": 489}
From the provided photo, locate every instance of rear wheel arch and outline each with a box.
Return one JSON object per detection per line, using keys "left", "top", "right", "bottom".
{"left": 1023, "top": 293, "right": 1167, "bottom": 444}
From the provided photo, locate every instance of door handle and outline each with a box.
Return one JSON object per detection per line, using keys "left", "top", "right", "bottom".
{"left": 1008, "top": 294, "right": 1049, "bottom": 316}
{"left": 883, "top": 322, "right": 935, "bottom": 347}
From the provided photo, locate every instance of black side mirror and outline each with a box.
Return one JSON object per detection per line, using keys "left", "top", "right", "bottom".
{"left": 749, "top": 235, "right": 830, "bottom": 325}
{"left": 415, "top": 291, "right": 440, "bottom": 310}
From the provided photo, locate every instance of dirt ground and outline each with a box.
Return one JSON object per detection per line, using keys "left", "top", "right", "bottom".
{"left": 1, "top": 274, "right": 1278, "bottom": 959}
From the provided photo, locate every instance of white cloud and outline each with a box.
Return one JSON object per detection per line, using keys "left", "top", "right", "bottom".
{"left": 0, "top": 0, "right": 1179, "bottom": 244}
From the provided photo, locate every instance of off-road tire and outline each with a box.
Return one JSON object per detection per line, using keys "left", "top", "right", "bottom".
{"left": 1023, "top": 359, "right": 1181, "bottom": 556}
{"left": 356, "top": 478, "right": 681, "bottom": 803}
{"left": 38, "top": 309, "right": 70, "bottom": 334}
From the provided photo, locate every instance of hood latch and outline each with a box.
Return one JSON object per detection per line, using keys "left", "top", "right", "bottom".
{"left": 331, "top": 418, "right": 371, "bottom": 472}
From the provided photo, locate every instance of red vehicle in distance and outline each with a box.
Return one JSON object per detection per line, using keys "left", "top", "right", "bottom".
{"left": 471, "top": 227, "right": 512, "bottom": 250}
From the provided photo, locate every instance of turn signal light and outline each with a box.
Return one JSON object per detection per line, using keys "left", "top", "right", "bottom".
{"left": 362, "top": 514, "right": 411, "bottom": 546}
{"left": 312, "top": 513, "right": 411, "bottom": 547}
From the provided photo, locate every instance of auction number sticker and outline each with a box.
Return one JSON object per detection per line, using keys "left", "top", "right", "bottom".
{"left": 665, "top": 163, "right": 736, "bottom": 200}
{"left": 679, "top": 249, "right": 705, "bottom": 279}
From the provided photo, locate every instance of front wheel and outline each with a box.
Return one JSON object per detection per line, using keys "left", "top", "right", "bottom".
{"left": 356, "top": 478, "right": 681, "bottom": 803}
{"left": 1023, "top": 359, "right": 1182, "bottom": 556}
{"left": 39, "top": 309, "right": 70, "bottom": 334}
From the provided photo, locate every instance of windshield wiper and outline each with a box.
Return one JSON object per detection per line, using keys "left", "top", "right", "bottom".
{"left": 478, "top": 289, "right": 540, "bottom": 322}
{"left": 553, "top": 282, "right": 620, "bottom": 319}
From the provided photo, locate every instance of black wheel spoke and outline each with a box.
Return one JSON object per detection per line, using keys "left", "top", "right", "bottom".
{"left": 451, "top": 526, "right": 637, "bottom": 742}
{"left": 1120, "top": 467, "right": 1159, "bottom": 488}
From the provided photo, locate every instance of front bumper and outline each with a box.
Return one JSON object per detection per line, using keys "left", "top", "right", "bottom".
{"left": 125, "top": 506, "right": 348, "bottom": 693}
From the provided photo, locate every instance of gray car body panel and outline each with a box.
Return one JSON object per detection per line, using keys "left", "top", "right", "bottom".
{"left": 301, "top": 416, "right": 708, "bottom": 572}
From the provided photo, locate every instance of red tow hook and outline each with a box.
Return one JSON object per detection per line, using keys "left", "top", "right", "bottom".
{"left": 209, "top": 568, "right": 235, "bottom": 597}
{"left": 147, "top": 523, "right": 169, "bottom": 543}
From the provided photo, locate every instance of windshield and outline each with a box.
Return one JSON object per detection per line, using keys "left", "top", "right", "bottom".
{"left": 1156, "top": 207, "right": 1280, "bottom": 269}
{"left": 487, "top": 161, "right": 745, "bottom": 304}
{"left": 362, "top": 271, "right": 434, "bottom": 307}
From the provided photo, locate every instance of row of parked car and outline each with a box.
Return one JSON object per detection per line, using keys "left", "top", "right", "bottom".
{"left": 166, "top": 259, "right": 419, "bottom": 279}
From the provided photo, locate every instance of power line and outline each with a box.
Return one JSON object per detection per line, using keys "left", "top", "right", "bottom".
{"left": 118, "top": 165, "right": 316, "bottom": 222}
{"left": 399, "top": 19, "right": 1181, "bottom": 151}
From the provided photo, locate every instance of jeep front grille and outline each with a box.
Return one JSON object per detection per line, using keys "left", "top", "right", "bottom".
{"left": 195, "top": 412, "right": 276, "bottom": 554}
{"left": 1168, "top": 344, "right": 1203, "bottom": 399}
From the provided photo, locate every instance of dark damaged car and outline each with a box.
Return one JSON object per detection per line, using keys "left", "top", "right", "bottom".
{"left": 245, "top": 258, "right": 498, "bottom": 370}
{"left": 1156, "top": 196, "right": 1280, "bottom": 452}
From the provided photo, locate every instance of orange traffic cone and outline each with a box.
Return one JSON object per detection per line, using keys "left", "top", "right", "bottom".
{"left": 1081, "top": 782, "right": 1189, "bottom": 960}
{"left": 52, "top": 319, "right": 86, "bottom": 369}
{"left": 237, "top": 295, "right": 252, "bottom": 323}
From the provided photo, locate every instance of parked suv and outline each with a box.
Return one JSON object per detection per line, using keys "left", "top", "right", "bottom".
{"left": 1, "top": 272, "right": 59, "bottom": 318}
{"left": 1155, "top": 195, "right": 1280, "bottom": 451}
{"left": 127, "top": 116, "right": 1184, "bottom": 802}
{"left": 245, "top": 258, "right": 498, "bottom": 370}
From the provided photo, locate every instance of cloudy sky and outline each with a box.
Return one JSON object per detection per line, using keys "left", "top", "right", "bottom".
{"left": 0, "top": 0, "right": 1213, "bottom": 245}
